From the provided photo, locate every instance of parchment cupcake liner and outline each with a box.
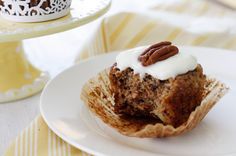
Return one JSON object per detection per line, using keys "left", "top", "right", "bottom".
{"left": 81, "top": 69, "right": 229, "bottom": 138}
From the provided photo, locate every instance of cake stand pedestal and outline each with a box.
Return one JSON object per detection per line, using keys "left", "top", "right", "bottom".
{"left": 0, "top": 0, "right": 111, "bottom": 103}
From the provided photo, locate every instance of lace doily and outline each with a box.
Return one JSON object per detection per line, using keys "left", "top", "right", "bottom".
{"left": 0, "top": 0, "right": 72, "bottom": 22}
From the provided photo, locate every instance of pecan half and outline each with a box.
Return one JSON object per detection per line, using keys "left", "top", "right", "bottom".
{"left": 138, "top": 41, "right": 179, "bottom": 66}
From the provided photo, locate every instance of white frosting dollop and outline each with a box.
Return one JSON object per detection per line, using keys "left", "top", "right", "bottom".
{"left": 116, "top": 47, "right": 198, "bottom": 80}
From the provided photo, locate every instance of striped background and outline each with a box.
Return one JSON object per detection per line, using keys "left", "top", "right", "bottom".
{"left": 5, "top": 0, "right": 236, "bottom": 156}
{"left": 78, "top": 0, "right": 236, "bottom": 60}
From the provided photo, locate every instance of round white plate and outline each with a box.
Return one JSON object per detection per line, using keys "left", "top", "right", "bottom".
{"left": 40, "top": 46, "right": 236, "bottom": 156}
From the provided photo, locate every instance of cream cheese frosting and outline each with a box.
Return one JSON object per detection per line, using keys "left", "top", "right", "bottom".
{"left": 116, "top": 47, "right": 198, "bottom": 80}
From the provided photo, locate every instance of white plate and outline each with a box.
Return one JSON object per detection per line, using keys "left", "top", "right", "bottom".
{"left": 40, "top": 46, "right": 236, "bottom": 156}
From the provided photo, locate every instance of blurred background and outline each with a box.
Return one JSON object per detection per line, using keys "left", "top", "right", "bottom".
{"left": 23, "top": 0, "right": 236, "bottom": 77}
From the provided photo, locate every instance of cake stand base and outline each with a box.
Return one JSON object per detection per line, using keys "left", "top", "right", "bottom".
{"left": 0, "top": 41, "right": 49, "bottom": 103}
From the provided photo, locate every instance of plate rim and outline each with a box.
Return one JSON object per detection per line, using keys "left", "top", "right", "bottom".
{"left": 0, "top": 0, "right": 111, "bottom": 42}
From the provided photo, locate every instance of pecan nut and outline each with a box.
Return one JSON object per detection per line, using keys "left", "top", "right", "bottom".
{"left": 138, "top": 41, "right": 179, "bottom": 66}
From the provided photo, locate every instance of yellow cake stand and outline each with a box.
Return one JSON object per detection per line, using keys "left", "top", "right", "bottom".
{"left": 0, "top": 0, "right": 111, "bottom": 103}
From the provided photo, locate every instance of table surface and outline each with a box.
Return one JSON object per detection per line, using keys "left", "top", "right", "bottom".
{"left": 0, "top": 0, "right": 157, "bottom": 155}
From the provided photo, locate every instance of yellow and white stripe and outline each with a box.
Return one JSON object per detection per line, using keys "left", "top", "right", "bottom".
{"left": 78, "top": 1, "right": 236, "bottom": 60}
{"left": 151, "top": 0, "right": 234, "bottom": 17}
{"left": 4, "top": 0, "right": 236, "bottom": 155}
{"left": 5, "top": 117, "right": 88, "bottom": 156}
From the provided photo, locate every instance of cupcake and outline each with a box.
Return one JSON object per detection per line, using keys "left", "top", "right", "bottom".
{"left": 0, "top": 0, "right": 71, "bottom": 22}
{"left": 81, "top": 41, "right": 228, "bottom": 137}
{"left": 110, "top": 41, "right": 206, "bottom": 127}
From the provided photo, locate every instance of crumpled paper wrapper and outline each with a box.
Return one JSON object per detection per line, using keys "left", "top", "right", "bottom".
{"left": 81, "top": 69, "right": 228, "bottom": 138}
